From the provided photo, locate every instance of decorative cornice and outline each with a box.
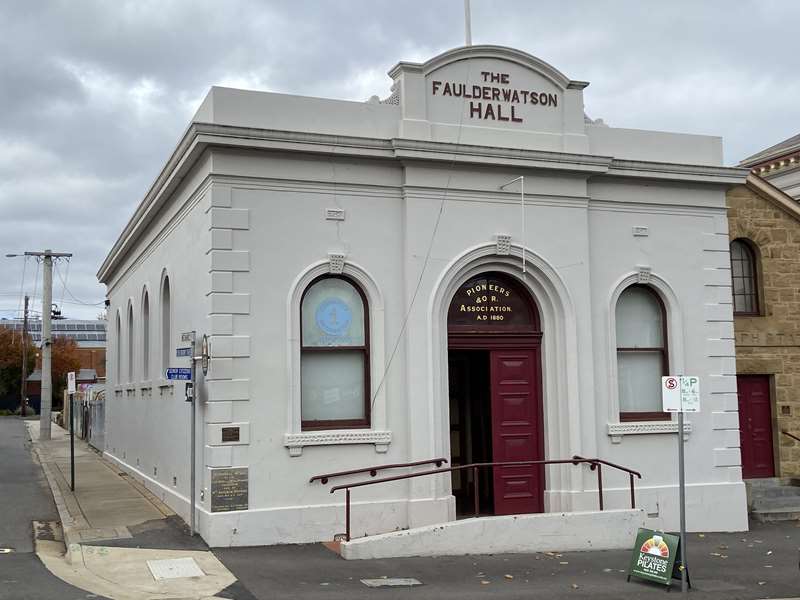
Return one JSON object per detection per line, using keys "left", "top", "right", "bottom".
{"left": 284, "top": 430, "right": 392, "bottom": 457}
{"left": 608, "top": 159, "right": 748, "bottom": 185}
{"left": 607, "top": 421, "right": 692, "bottom": 444}
{"left": 387, "top": 45, "right": 585, "bottom": 91}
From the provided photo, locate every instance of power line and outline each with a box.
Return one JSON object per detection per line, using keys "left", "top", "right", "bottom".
{"left": 53, "top": 262, "right": 105, "bottom": 306}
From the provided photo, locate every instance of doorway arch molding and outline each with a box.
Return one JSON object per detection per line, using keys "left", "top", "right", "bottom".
{"left": 427, "top": 242, "right": 585, "bottom": 511}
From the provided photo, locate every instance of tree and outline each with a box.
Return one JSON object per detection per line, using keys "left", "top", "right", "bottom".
{"left": 0, "top": 327, "right": 36, "bottom": 409}
{"left": 52, "top": 337, "right": 82, "bottom": 403}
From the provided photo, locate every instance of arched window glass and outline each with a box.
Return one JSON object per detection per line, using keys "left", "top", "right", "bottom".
{"left": 730, "top": 239, "right": 759, "bottom": 315}
{"left": 300, "top": 275, "right": 369, "bottom": 429}
{"left": 127, "top": 304, "right": 134, "bottom": 383}
{"left": 161, "top": 276, "right": 171, "bottom": 375}
{"left": 616, "top": 285, "right": 669, "bottom": 421}
{"left": 142, "top": 291, "right": 150, "bottom": 380}
{"left": 116, "top": 312, "right": 121, "bottom": 384}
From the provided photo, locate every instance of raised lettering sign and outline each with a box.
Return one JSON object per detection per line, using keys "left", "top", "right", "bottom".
{"left": 210, "top": 467, "right": 248, "bottom": 513}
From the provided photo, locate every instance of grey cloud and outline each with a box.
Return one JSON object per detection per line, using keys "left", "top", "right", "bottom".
{"left": 0, "top": 0, "right": 797, "bottom": 320}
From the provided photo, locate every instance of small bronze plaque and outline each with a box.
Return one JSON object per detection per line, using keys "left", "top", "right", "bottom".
{"left": 221, "top": 426, "right": 240, "bottom": 443}
{"left": 210, "top": 467, "right": 248, "bottom": 513}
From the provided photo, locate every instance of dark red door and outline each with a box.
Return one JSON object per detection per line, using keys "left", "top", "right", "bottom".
{"left": 490, "top": 349, "right": 543, "bottom": 515}
{"left": 737, "top": 375, "right": 775, "bottom": 479}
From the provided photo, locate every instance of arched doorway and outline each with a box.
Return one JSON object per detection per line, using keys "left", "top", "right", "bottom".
{"left": 447, "top": 271, "right": 544, "bottom": 516}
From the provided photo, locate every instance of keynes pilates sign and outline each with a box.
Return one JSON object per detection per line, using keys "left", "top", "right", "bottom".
{"left": 430, "top": 70, "right": 558, "bottom": 123}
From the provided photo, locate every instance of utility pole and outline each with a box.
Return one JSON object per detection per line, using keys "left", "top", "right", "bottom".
{"left": 19, "top": 295, "right": 29, "bottom": 417}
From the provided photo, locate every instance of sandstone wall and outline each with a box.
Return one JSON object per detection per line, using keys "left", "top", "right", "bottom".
{"left": 728, "top": 184, "right": 800, "bottom": 476}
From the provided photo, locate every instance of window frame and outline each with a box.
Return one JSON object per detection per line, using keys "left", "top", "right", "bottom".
{"left": 616, "top": 284, "right": 671, "bottom": 422}
{"left": 300, "top": 274, "right": 371, "bottom": 431}
{"left": 730, "top": 239, "right": 760, "bottom": 316}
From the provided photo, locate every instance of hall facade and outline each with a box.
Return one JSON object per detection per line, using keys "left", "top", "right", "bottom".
{"left": 99, "top": 45, "right": 750, "bottom": 547}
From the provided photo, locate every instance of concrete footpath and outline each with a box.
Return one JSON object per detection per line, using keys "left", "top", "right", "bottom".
{"left": 26, "top": 420, "right": 251, "bottom": 600}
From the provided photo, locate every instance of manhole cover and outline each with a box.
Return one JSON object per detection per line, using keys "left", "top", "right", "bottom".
{"left": 146, "top": 557, "right": 205, "bottom": 580}
{"left": 361, "top": 578, "right": 422, "bottom": 587}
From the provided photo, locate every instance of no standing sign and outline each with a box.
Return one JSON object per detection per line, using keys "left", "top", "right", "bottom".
{"left": 661, "top": 376, "right": 700, "bottom": 413}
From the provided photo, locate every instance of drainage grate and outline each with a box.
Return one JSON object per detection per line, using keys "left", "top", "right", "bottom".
{"left": 147, "top": 557, "right": 205, "bottom": 580}
{"left": 361, "top": 578, "right": 422, "bottom": 587}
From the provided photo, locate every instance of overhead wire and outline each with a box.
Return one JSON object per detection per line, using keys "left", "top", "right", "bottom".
{"left": 369, "top": 59, "right": 475, "bottom": 415}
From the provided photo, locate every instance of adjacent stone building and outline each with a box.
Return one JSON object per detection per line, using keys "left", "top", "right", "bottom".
{"left": 727, "top": 174, "right": 800, "bottom": 478}
{"left": 739, "top": 133, "right": 800, "bottom": 201}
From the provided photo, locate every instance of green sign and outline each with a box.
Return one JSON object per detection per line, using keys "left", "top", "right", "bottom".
{"left": 628, "top": 528, "right": 680, "bottom": 586}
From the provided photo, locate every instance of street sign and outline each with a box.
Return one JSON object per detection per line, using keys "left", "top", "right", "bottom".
{"left": 166, "top": 368, "right": 192, "bottom": 381}
{"left": 628, "top": 528, "right": 682, "bottom": 587}
{"left": 176, "top": 347, "right": 192, "bottom": 358}
{"left": 181, "top": 331, "right": 195, "bottom": 342}
{"left": 662, "top": 376, "right": 700, "bottom": 412}
{"left": 67, "top": 371, "right": 76, "bottom": 394}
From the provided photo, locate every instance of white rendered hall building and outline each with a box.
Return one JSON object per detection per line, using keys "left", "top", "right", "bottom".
{"left": 99, "top": 46, "right": 750, "bottom": 548}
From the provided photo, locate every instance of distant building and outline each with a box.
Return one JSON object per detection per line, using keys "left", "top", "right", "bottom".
{"left": 0, "top": 318, "right": 106, "bottom": 411}
{"left": 740, "top": 133, "right": 800, "bottom": 201}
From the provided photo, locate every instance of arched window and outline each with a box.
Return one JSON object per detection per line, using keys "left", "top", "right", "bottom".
{"left": 127, "top": 303, "right": 134, "bottom": 383}
{"left": 730, "top": 239, "right": 759, "bottom": 315}
{"left": 616, "top": 285, "right": 669, "bottom": 421}
{"left": 161, "top": 276, "right": 171, "bottom": 375}
{"left": 142, "top": 290, "right": 150, "bottom": 380}
{"left": 115, "top": 311, "right": 121, "bottom": 385}
{"left": 300, "top": 275, "right": 369, "bottom": 430}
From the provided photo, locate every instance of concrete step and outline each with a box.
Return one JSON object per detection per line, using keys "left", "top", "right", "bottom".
{"left": 751, "top": 495, "right": 800, "bottom": 510}
{"left": 750, "top": 486, "right": 800, "bottom": 499}
{"left": 745, "top": 477, "right": 798, "bottom": 488}
{"left": 751, "top": 507, "right": 800, "bottom": 523}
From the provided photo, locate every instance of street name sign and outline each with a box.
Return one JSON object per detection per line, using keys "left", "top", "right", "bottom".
{"left": 661, "top": 376, "right": 700, "bottom": 412}
{"left": 165, "top": 368, "right": 192, "bottom": 381}
{"left": 176, "top": 347, "right": 192, "bottom": 358}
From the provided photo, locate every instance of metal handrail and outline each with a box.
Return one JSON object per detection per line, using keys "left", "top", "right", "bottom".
{"left": 309, "top": 457, "right": 448, "bottom": 485}
{"left": 327, "top": 456, "right": 641, "bottom": 541}
{"left": 781, "top": 430, "right": 800, "bottom": 444}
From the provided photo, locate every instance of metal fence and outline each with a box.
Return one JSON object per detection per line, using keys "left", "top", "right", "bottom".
{"left": 63, "top": 385, "right": 105, "bottom": 451}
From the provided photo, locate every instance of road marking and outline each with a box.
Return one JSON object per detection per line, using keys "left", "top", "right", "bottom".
{"left": 361, "top": 578, "right": 422, "bottom": 587}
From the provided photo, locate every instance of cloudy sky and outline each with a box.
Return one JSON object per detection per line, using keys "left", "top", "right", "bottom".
{"left": 1, "top": 0, "right": 797, "bottom": 321}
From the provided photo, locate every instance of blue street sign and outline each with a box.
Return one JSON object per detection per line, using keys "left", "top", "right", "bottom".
{"left": 176, "top": 347, "right": 192, "bottom": 358}
{"left": 166, "top": 368, "right": 192, "bottom": 381}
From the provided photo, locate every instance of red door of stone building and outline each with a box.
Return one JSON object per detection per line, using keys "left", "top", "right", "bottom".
{"left": 490, "top": 348, "right": 543, "bottom": 515}
{"left": 737, "top": 375, "right": 775, "bottom": 479}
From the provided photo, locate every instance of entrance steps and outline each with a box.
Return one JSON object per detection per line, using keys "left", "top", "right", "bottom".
{"left": 338, "top": 509, "right": 646, "bottom": 560}
{"left": 746, "top": 478, "right": 800, "bottom": 523}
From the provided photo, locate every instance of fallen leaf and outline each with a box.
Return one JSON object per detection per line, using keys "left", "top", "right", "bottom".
{"left": 481, "top": 580, "right": 490, "bottom": 585}
{"left": 766, "top": 550, "right": 773, "bottom": 555}
{"left": 718, "top": 544, "right": 728, "bottom": 550}
{"left": 560, "top": 561, "right": 569, "bottom": 565}
{"left": 710, "top": 552, "right": 721, "bottom": 557}
{"left": 764, "top": 565, "right": 773, "bottom": 568}
{"left": 698, "top": 533, "right": 705, "bottom": 538}
{"left": 758, "top": 581, "right": 766, "bottom": 586}
{"left": 603, "top": 568, "right": 613, "bottom": 573}
{"left": 504, "top": 574, "right": 514, "bottom": 580}
{"left": 571, "top": 583, "right": 579, "bottom": 589}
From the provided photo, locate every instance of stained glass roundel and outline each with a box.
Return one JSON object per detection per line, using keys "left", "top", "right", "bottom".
{"left": 301, "top": 277, "right": 365, "bottom": 347}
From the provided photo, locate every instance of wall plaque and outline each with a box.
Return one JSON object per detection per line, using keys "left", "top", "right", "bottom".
{"left": 210, "top": 467, "right": 248, "bottom": 513}
{"left": 221, "top": 427, "right": 240, "bottom": 443}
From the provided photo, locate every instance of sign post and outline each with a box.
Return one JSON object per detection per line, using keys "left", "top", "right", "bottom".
{"left": 180, "top": 331, "right": 197, "bottom": 537}
{"left": 67, "top": 371, "right": 76, "bottom": 491}
{"left": 661, "top": 375, "right": 700, "bottom": 593}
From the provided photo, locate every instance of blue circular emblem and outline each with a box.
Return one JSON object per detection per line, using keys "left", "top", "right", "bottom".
{"left": 315, "top": 298, "right": 352, "bottom": 336}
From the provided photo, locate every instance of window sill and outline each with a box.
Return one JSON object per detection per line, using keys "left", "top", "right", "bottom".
{"left": 607, "top": 421, "right": 691, "bottom": 444}
{"left": 284, "top": 429, "right": 392, "bottom": 457}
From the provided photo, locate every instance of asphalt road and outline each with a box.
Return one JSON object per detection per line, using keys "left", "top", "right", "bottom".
{"left": 0, "top": 417, "right": 102, "bottom": 600}
{"left": 214, "top": 521, "right": 800, "bottom": 600}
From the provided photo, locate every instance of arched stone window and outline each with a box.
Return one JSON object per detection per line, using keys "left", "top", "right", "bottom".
{"left": 127, "top": 303, "right": 134, "bottom": 383}
{"left": 730, "top": 239, "right": 759, "bottom": 315}
{"left": 115, "top": 311, "right": 121, "bottom": 385}
{"left": 142, "top": 290, "right": 150, "bottom": 380}
{"left": 161, "top": 276, "right": 171, "bottom": 375}
{"left": 616, "top": 285, "right": 669, "bottom": 421}
{"left": 300, "top": 275, "right": 369, "bottom": 430}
